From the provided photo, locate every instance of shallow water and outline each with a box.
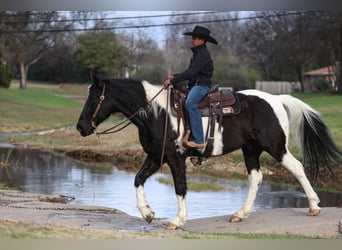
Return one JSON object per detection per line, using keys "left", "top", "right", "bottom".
{"left": 0, "top": 146, "right": 341, "bottom": 220}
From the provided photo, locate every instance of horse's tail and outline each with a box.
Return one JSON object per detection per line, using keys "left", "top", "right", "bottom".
{"left": 279, "top": 94, "right": 342, "bottom": 180}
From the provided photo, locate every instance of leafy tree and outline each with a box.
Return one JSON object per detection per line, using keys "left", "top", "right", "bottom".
{"left": 28, "top": 42, "right": 89, "bottom": 83}
{"left": 76, "top": 31, "right": 128, "bottom": 76}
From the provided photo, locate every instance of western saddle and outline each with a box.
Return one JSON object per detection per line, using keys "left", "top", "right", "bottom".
{"left": 170, "top": 83, "right": 240, "bottom": 157}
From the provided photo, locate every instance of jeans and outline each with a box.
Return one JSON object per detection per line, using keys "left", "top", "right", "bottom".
{"left": 185, "top": 85, "right": 210, "bottom": 144}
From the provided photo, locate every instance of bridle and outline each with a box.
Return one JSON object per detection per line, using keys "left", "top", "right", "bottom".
{"left": 90, "top": 82, "right": 168, "bottom": 136}
{"left": 91, "top": 83, "right": 106, "bottom": 130}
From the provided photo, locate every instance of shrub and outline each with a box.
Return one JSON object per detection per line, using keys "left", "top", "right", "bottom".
{"left": 311, "top": 77, "right": 330, "bottom": 92}
{"left": 0, "top": 60, "right": 13, "bottom": 88}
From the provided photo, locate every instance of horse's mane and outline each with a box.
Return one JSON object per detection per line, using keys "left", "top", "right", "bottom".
{"left": 104, "top": 78, "right": 148, "bottom": 112}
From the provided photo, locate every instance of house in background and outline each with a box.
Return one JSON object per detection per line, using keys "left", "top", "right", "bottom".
{"left": 303, "top": 65, "right": 336, "bottom": 91}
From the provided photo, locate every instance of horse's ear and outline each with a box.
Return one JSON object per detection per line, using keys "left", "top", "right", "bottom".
{"left": 91, "top": 72, "right": 104, "bottom": 88}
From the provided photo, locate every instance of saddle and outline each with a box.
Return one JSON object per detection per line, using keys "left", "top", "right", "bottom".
{"left": 170, "top": 83, "right": 241, "bottom": 156}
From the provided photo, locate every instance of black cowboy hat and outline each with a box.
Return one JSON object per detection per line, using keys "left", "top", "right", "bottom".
{"left": 183, "top": 25, "right": 218, "bottom": 45}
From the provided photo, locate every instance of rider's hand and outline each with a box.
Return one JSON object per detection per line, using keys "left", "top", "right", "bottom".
{"left": 163, "top": 75, "right": 173, "bottom": 88}
{"left": 164, "top": 79, "right": 171, "bottom": 87}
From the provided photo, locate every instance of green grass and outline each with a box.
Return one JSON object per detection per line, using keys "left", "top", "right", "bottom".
{"left": 0, "top": 81, "right": 84, "bottom": 133}
{"left": 292, "top": 92, "right": 342, "bottom": 149}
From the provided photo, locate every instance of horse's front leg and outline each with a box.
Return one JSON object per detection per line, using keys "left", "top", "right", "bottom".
{"left": 166, "top": 154, "right": 188, "bottom": 230}
{"left": 134, "top": 155, "right": 160, "bottom": 224}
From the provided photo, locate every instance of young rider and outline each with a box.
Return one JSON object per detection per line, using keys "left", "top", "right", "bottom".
{"left": 164, "top": 25, "right": 218, "bottom": 149}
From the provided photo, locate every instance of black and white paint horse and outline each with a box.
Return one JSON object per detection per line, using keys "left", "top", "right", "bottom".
{"left": 76, "top": 75, "right": 341, "bottom": 230}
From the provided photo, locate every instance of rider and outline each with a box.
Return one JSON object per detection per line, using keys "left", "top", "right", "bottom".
{"left": 164, "top": 25, "right": 218, "bottom": 149}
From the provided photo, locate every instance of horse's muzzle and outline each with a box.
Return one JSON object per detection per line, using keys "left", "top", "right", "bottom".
{"left": 76, "top": 122, "right": 93, "bottom": 137}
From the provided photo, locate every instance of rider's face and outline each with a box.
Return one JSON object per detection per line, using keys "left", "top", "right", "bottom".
{"left": 191, "top": 36, "right": 205, "bottom": 47}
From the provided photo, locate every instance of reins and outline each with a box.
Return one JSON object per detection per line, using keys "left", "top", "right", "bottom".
{"left": 160, "top": 86, "right": 170, "bottom": 170}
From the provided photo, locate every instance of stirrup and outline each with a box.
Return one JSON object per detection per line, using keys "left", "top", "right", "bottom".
{"left": 190, "top": 156, "right": 203, "bottom": 166}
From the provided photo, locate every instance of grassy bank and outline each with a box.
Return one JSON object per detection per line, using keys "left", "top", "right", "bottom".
{"left": 0, "top": 80, "right": 85, "bottom": 133}
{"left": 292, "top": 92, "right": 342, "bottom": 145}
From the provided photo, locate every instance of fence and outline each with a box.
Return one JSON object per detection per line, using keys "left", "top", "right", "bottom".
{"left": 255, "top": 81, "right": 299, "bottom": 94}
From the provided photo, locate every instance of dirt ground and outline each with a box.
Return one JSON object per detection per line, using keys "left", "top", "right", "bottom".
{"left": 0, "top": 189, "right": 341, "bottom": 238}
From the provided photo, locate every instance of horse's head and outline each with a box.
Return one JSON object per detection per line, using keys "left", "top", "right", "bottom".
{"left": 76, "top": 74, "right": 114, "bottom": 137}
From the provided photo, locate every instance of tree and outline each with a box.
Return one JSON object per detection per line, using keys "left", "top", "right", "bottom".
{"left": 315, "top": 12, "right": 342, "bottom": 94}
{"left": 0, "top": 11, "right": 64, "bottom": 89}
{"left": 28, "top": 42, "right": 89, "bottom": 83}
{"left": 76, "top": 31, "right": 128, "bottom": 76}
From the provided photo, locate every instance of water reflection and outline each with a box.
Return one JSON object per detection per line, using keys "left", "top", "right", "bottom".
{"left": 0, "top": 146, "right": 341, "bottom": 220}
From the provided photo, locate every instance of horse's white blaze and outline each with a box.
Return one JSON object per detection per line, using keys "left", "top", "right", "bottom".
{"left": 281, "top": 152, "right": 320, "bottom": 210}
{"left": 169, "top": 195, "right": 187, "bottom": 227}
{"left": 136, "top": 185, "right": 152, "bottom": 217}
{"left": 234, "top": 169, "right": 263, "bottom": 219}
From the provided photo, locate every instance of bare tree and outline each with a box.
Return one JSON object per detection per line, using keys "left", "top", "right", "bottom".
{"left": 0, "top": 11, "right": 65, "bottom": 89}
{"left": 239, "top": 11, "right": 339, "bottom": 92}
{"left": 316, "top": 12, "right": 342, "bottom": 94}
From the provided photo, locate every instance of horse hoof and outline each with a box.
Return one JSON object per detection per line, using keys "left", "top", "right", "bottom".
{"left": 143, "top": 211, "right": 155, "bottom": 224}
{"left": 229, "top": 215, "right": 243, "bottom": 223}
{"left": 166, "top": 223, "right": 177, "bottom": 230}
{"left": 309, "top": 208, "right": 321, "bottom": 216}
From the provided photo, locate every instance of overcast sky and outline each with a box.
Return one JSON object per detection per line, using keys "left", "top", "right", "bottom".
{"left": 61, "top": 11, "right": 253, "bottom": 48}
{"left": 114, "top": 11, "right": 174, "bottom": 46}
{"left": 102, "top": 11, "right": 253, "bottom": 47}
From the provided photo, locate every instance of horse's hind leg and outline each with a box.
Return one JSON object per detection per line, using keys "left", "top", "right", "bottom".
{"left": 230, "top": 147, "right": 263, "bottom": 222}
{"left": 281, "top": 151, "right": 320, "bottom": 215}
{"left": 134, "top": 155, "right": 161, "bottom": 224}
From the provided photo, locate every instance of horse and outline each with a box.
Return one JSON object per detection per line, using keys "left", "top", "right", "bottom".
{"left": 76, "top": 74, "right": 341, "bottom": 230}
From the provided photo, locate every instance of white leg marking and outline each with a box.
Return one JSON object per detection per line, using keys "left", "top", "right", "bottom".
{"left": 169, "top": 195, "right": 187, "bottom": 227}
{"left": 233, "top": 169, "right": 263, "bottom": 219}
{"left": 136, "top": 185, "right": 153, "bottom": 219}
{"left": 281, "top": 152, "right": 320, "bottom": 210}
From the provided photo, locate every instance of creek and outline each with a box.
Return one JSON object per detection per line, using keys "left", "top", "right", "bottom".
{"left": 0, "top": 146, "right": 341, "bottom": 220}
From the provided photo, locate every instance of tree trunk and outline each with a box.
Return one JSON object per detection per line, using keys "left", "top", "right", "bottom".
{"left": 296, "top": 65, "right": 304, "bottom": 92}
{"left": 19, "top": 61, "right": 28, "bottom": 89}
{"left": 338, "top": 27, "right": 342, "bottom": 94}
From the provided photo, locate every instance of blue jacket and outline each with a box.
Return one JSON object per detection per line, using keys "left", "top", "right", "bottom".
{"left": 170, "top": 44, "right": 213, "bottom": 88}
